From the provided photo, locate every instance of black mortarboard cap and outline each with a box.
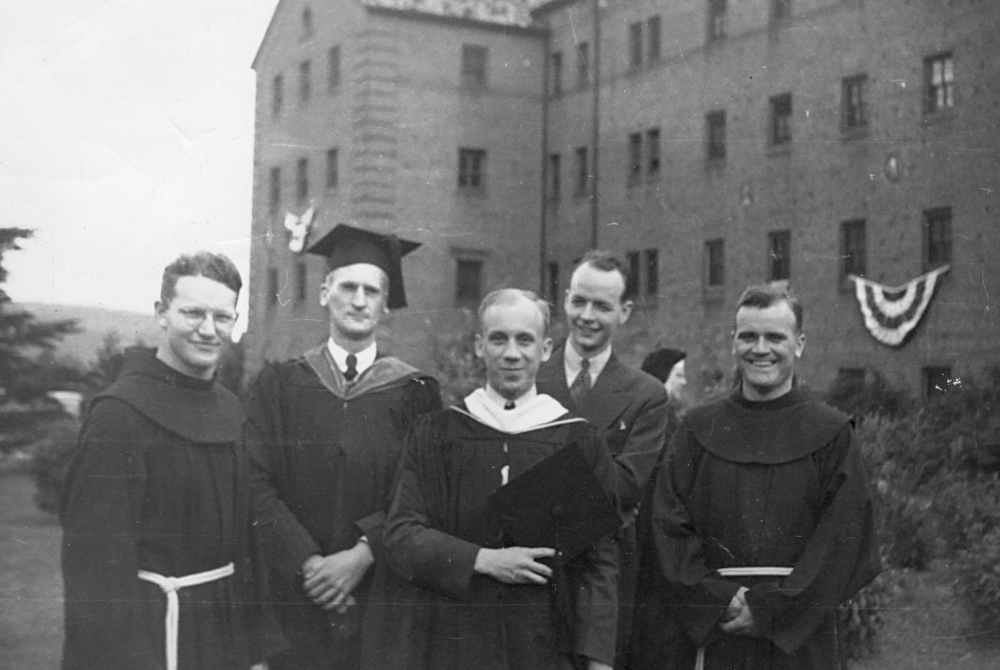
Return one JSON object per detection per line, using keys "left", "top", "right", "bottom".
{"left": 641, "top": 347, "right": 687, "bottom": 383}
{"left": 487, "top": 442, "right": 620, "bottom": 565}
{"left": 306, "top": 223, "right": 420, "bottom": 309}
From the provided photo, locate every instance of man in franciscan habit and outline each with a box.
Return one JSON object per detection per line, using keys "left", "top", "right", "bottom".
{"left": 537, "top": 250, "right": 669, "bottom": 668}
{"left": 642, "top": 284, "right": 880, "bottom": 670}
{"left": 244, "top": 224, "right": 441, "bottom": 670}
{"left": 61, "top": 252, "right": 282, "bottom": 670}
{"left": 362, "top": 288, "right": 621, "bottom": 670}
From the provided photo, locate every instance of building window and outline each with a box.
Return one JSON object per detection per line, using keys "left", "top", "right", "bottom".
{"left": 267, "top": 268, "right": 279, "bottom": 306}
{"left": 647, "top": 128, "right": 661, "bottom": 177}
{"left": 272, "top": 74, "right": 283, "bottom": 118}
{"left": 923, "top": 207, "right": 952, "bottom": 271}
{"left": 300, "top": 60, "right": 311, "bottom": 104}
{"left": 458, "top": 148, "right": 486, "bottom": 191}
{"left": 644, "top": 249, "right": 659, "bottom": 296}
{"left": 576, "top": 42, "right": 590, "bottom": 89}
{"left": 549, "top": 153, "right": 561, "bottom": 203}
{"left": 269, "top": 167, "right": 281, "bottom": 215}
{"left": 647, "top": 16, "right": 661, "bottom": 63}
{"left": 770, "top": 93, "right": 793, "bottom": 146}
{"left": 326, "top": 149, "right": 338, "bottom": 189}
{"left": 461, "top": 44, "right": 488, "bottom": 88}
{"left": 842, "top": 74, "right": 868, "bottom": 130}
{"left": 551, "top": 52, "right": 563, "bottom": 97}
{"left": 924, "top": 366, "right": 952, "bottom": 398}
{"left": 706, "top": 110, "right": 726, "bottom": 161}
{"left": 455, "top": 258, "right": 483, "bottom": 308}
{"left": 628, "top": 133, "right": 642, "bottom": 185}
{"left": 840, "top": 219, "right": 867, "bottom": 282}
{"left": 328, "top": 45, "right": 341, "bottom": 91}
{"left": 771, "top": 0, "right": 791, "bottom": 23}
{"left": 296, "top": 158, "right": 308, "bottom": 204}
{"left": 548, "top": 261, "right": 560, "bottom": 306}
{"left": 925, "top": 52, "right": 954, "bottom": 114}
{"left": 575, "top": 146, "right": 589, "bottom": 195}
{"left": 625, "top": 251, "right": 641, "bottom": 299}
{"left": 302, "top": 7, "right": 314, "bottom": 39}
{"left": 629, "top": 22, "right": 643, "bottom": 69}
{"left": 296, "top": 262, "right": 308, "bottom": 303}
{"left": 768, "top": 230, "right": 791, "bottom": 281}
{"left": 705, "top": 238, "right": 725, "bottom": 286}
{"left": 708, "top": 0, "right": 727, "bottom": 43}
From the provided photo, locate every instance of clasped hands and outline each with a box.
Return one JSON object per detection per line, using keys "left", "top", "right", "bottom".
{"left": 301, "top": 541, "right": 375, "bottom": 612}
{"left": 719, "top": 586, "right": 758, "bottom": 636}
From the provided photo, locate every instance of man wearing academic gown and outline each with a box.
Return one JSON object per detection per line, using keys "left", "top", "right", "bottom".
{"left": 537, "top": 251, "right": 669, "bottom": 669}
{"left": 61, "top": 253, "right": 281, "bottom": 670}
{"left": 365, "top": 289, "right": 618, "bottom": 670}
{"left": 637, "top": 285, "right": 880, "bottom": 670}
{"left": 244, "top": 225, "right": 441, "bottom": 670}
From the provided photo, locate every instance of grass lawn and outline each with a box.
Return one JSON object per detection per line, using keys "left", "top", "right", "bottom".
{"left": 1, "top": 470, "right": 999, "bottom": 669}
{"left": 0, "top": 472, "right": 63, "bottom": 670}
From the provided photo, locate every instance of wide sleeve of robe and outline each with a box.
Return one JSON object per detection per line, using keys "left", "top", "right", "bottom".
{"left": 60, "top": 398, "right": 160, "bottom": 670}
{"left": 651, "top": 422, "right": 880, "bottom": 654}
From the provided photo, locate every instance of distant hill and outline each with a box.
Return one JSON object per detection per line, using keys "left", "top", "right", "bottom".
{"left": 16, "top": 303, "right": 160, "bottom": 367}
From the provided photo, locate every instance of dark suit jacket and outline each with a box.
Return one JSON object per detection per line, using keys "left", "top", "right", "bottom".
{"left": 537, "top": 345, "right": 670, "bottom": 511}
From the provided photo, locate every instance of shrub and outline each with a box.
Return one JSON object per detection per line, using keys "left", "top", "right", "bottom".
{"left": 955, "top": 526, "right": 1000, "bottom": 635}
{"left": 838, "top": 566, "right": 905, "bottom": 661}
{"left": 30, "top": 416, "right": 81, "bottom": 514}
{"left": 826, "top": 369, "right": 912, "bottom": 419}
{"left": 429, "top": 313, "right": 485, "bottom": 406}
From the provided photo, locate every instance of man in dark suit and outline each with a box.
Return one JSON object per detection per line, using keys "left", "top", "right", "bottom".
{"left": 537, "top": 250, "right": 669, "bottom": 670}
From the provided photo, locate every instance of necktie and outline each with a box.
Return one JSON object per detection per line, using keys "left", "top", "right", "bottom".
{"left": 504, "top": 400, "right": 516, "bottom": 410}
{"left": 570, "top": 358, "right": 591, "bottom": 407}
{"left": 344, "top": 354, "right": 358, "bottom": 382}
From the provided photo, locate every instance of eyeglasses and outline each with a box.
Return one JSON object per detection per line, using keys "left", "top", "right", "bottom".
{"left": 177, "top": 307, "right": 237, "bottom": 330}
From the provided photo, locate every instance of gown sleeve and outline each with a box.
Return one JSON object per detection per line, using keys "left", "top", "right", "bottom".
{"left": 743, "top": 424, "right": 881, "bottom": 654}
{"left": 243, "top": 364, "right": 322, "bottom": 585}
{"left": 383, "top": 414, "right": 481, "bottom": 601}
{"left": 60, "top": 399, "right": 160, "bottom": 670}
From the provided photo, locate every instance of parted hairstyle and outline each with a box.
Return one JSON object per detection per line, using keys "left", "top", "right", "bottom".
{"left": 572, "top": 249, "right": 629, "bottom": 302}
{"left": 735, "top": 284, "right": 804, "bottom": 333}
{"left": 160, "top": 252, "right": 243, "bottom": 305}
{"left": 477, "top": 288, "right": 552, "bottom": 336}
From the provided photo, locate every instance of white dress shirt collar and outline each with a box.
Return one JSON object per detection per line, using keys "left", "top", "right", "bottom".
{"left": 484, "top": 383, "right": 538, "bottom": 409}
{"left": 564, "top": 341, "right": 612, "bottom": 387}
{"left": 326, "top": 339, "right": 377, "bottom": 377}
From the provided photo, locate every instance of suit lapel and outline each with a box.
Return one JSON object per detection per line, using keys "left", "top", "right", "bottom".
{"left": 538, "top": 347, "right": 574, "bottom": 408}
{"left": 581, "top": 353, "right": 632, "bottom": 431}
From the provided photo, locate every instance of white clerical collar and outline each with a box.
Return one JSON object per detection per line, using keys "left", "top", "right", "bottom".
{"left": 564, "top": 341, "right": 612, "bottom": 386}
{"left": 326, "top": 339, "right": 377, "bottom": 376}
{"left": 460, "top": 387, "right": 576, "bottom": 435}
{"left": 483, "top": 384, "right": 537, "bottom": 410}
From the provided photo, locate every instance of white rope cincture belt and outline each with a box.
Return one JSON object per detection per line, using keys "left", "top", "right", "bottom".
{"left": 138, "top": 562, "right": 235, "bottom": 670}
{"left": 694, "top": 566, "right": 793, "bottom": 670}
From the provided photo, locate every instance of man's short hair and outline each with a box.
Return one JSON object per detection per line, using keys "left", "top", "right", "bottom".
{"left": 572, "top": 250, "right": 629, "bottom": 302}
{"left": 735, "top": 284, "right": 804, "bottom": 332}
{"left": 478, "top": 288, "right": 551, "bottom": 336}
{"left": 323, "top": 263, "right": 390, "bottom": 295}
{"left": 160, "top": 252, "right": 242, "bottom": 305}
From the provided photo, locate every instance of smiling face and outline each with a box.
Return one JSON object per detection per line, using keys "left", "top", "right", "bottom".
{"left": 733, "top": 301, "right": 805, "bottom": 401}
{"left": 320, "top": 262, "right": 388, "bottom": 350}
{"left": 155, "top": 275, "right": 238, "bottom": 380}
{"left": 475, "top": 296, "right": 553, "bottom": 401}
{"left": 563, "top": 263, "right": 633, "bottom": 358}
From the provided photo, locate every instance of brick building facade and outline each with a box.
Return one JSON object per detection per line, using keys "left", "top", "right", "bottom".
{"left": 248, "top": 0, "right": 1000, "bottom": 397}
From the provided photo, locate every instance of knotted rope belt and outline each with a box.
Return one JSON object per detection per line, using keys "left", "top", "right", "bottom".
{"left": 694, "top": 566, "right": 794, "bottom": 670}
{"left": 138, "top": 562, "right": 235, "bottom": 670}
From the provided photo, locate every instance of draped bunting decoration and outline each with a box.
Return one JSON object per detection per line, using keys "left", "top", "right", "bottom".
{"left": 284, "top": 206, "right": 315, "bottom": 253}
{"left": 848, "top": 265, "right": 949, "bottom": 346}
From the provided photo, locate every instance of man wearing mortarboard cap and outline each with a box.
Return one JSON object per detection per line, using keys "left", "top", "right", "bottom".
{"left": 244, "top": 224, "right": 442, "bottom": 670}
{"left": 361, "top": 288, "right": 620, "bottom": 670}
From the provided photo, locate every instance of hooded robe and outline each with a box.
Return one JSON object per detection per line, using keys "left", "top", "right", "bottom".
{"left": 61, "top": 348, "right": 282, "bottom": 670}
{"left": 635, "top": 387, "right": 880, "bottom": 670}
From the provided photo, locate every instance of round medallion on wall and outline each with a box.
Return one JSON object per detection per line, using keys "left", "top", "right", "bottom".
{"left": 740, "top": 181, "right": 753, "bottom": 207}
{"left": 884, "top": 154, "right": 902, "bottom": 182}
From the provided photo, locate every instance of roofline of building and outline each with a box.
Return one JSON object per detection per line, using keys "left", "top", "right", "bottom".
{"left": 531, "top": 0, "right": 579, "bottom": 18}
{"left": 364, "top": 5, "right": 549, "bottom": 36}
{"left": 251, "top": 0, "right": 288, "bottom": 70}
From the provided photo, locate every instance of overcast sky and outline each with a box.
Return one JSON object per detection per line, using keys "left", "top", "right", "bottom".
{"left": 0, "top": 0, "right": 280, "bottom": 335}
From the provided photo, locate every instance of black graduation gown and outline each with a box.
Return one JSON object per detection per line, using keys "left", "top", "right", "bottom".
{"left": 244, "top": 345, "right": 441, "bottom": 670}
{"left": 637, "top": 388, "right": 880, "bottom": 670}
{"left": 363, "top": 406, "right": 620, "bottom": 670}
{"left": 61, "top": 348, "right": 282, "bottom": 670}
